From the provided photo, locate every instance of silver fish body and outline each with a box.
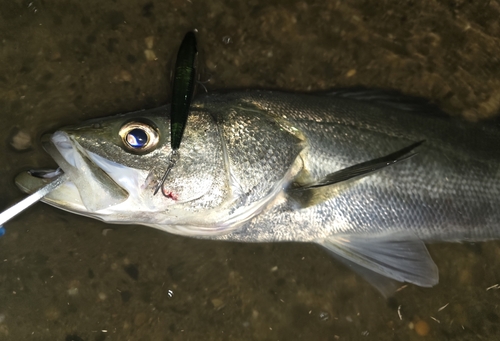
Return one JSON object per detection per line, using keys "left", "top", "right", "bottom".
{"left": 202, "top": 91, "right": 500, "bottom": 243}
{"left": 16, "top": 90, "right": 500, "bottom": 293}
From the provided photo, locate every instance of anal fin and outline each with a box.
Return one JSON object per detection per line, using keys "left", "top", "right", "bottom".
{"left": 317, "top": 231, "right": 438, "bottom": 296}
{"left": 329, "top": 253, "right": 401, "bottom": 297}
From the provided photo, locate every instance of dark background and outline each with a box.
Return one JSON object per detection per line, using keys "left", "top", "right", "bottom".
{"left": 1, "top": 1, "right": 500, "bottom": 340}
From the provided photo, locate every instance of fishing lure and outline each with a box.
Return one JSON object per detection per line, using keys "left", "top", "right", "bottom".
{"left": 154, "top": 31, "right": 198, "bottom": 195}
{"left": 170, "top": 31, "right": 198, "bottom": 151}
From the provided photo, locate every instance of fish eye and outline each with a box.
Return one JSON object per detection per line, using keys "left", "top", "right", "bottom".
{"left": 119, "top": 121, "right": 159, "bottom": 154}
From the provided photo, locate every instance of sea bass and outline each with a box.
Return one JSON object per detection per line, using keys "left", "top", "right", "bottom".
{"left": 16, "top": 90, "right": 500, "bottom": 295}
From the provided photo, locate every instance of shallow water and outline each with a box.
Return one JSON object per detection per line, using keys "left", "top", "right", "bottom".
{"left": 1, "top": 1, "right": 500, "bottom": 340}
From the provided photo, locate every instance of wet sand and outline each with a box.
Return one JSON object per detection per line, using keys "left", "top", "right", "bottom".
{"left": 1, "top": 1, "right": 500, "bottom": 340}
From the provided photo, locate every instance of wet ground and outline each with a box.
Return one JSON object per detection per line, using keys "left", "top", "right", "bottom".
{"left": 1, "top": 0, "right": 500, "bottom": 340}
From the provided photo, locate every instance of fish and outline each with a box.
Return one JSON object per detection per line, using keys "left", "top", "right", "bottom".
{"left": 15, "top": 89, "right": 500, "bottom": 295}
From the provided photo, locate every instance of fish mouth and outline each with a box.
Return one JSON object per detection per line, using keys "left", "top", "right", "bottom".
{"left": 15, "top": 131, "right": 130, "bottom": 214}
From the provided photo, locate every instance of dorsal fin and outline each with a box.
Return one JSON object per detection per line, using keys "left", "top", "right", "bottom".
{"left": 324, "top": 87, "right": 445, "bottom": 115}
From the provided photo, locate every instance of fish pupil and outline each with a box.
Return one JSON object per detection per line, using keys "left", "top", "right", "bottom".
{"left": 126, "top": 128, "right": 148, "bottom": 148}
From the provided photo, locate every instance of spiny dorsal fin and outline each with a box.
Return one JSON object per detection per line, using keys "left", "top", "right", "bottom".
{"left": 325, "top": 87, "right": 444, "bottom": 115}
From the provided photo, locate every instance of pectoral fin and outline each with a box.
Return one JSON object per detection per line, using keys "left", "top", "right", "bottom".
{"left": 317, "top": 231, "right": 438, "bottom": 296}
{"left": 291, "top": 141, "right": 424, "bottom": 191}
{"left": 287, "top": 141, "right": 424, "bottom": 208}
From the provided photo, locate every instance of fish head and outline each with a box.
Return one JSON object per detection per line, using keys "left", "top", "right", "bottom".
{"left": 16, "top": 94, "right": 307, "bottom": 236}
{"left": 15, "top": 106, "right": 226, "bottom": 234}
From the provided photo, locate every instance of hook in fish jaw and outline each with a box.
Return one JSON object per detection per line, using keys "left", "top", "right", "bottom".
{"left": 153, "top": 150, "right": 179, "bottom": 196}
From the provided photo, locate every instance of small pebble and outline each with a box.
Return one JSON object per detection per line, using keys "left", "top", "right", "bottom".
{"left": 102, "top": 229, "right": 113, "bottom": 236}
{"left": 346, "top": 69, "right": 357, "bottom": 78}
{"left": 319, "top": 311, "right": 330, "bottom": 321}
{"left": 414, "top": 320, "right": 430, "bottom": 336}
{"left": 144, "top": 36, "right": 154, "bottom": 49}
{"left": 119, "top": 70, "right": 132, "bottom": 82}
{"left": 211, "top": 298, "right": 225, "bottom": 310}
{"left": 98, "top": 292, "right": 107, "bottom": 301}
{"left": 67, "top": 287, "right": 79, "bottom": 296}
{"left": 144, "top": 49, "right": 157, "bottom": 61}
{"left": 10, "top": 130, "right": 31, "bottom": 150}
